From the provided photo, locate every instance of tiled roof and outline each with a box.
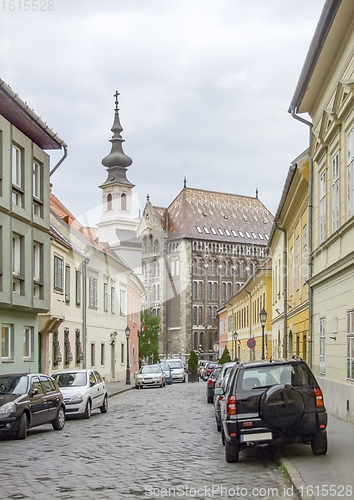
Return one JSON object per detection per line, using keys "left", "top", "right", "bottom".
{"left": 50, "top": 192, "right": 127, "bottom": 266}
{"left": 155, "top": 187, "right": 273, "bottom": 243}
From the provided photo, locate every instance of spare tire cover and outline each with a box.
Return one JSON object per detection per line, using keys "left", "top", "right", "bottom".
{"left": 260, "top": 384, "right": 305, "bottom": 431}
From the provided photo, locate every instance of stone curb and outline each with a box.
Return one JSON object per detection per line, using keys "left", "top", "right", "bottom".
{"left": 279, "top": 458, "right": 315, "bottom": 500}
{"left": 107, "top": 386, "right": 135, "bottom": 398}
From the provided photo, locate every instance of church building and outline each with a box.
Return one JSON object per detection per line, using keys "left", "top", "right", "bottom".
{"left": 137, "top": 184, "right": 273, "bottom": 362}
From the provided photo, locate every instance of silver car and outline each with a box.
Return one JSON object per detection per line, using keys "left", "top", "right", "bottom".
{"left": 52, "top": 369, "right": 108, "bottom": 419}
{"left": 135, "top": 364, "right": 165, "bottom": 388}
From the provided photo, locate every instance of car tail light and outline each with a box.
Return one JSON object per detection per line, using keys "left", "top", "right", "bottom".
{"left": 314, "top": 387, "right": 324, "bottom": 407}
{"left": 217, "top": 395, "right": 223, "bottom": 408}
{"left": 227, "top": 396, "right": 236, "bottom": 415}
{"left": 207, "top": 378, "right": 214, "bottom": 386}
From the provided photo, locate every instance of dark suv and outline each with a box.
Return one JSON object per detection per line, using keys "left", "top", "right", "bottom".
{"left": 216, "top": 359, "right": 327, "bottom": 463}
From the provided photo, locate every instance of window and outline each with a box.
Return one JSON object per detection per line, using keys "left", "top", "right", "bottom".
{"left": 107, "top": 193, "right": 113, "bottom": 211}
{"left": 54, "top": 255, "right": 64, "bottom": 292}
{"left": 121, "top": 193, "right": 126, "bottom": 210}
{"left": 198, "top": 306, "right": 203, "bottom": 326}
{"left": 75, "top": 270, "right": 81, "bottom": 306}
{"left": 33, "top": 242, "right": 43, "bottom": 299}
{"left": 12, "top": 145, "right": 24, "bottom": 207}
{"left": 13, "top": 233, "right": 24, "bottom": 295}
{"left": 347, "top": 128, "right": 354, "bottom": 219}
{"left": 196, "top": 226, "right": 202, "bottom": 233}
{"left": 65, "top": 265, "right": 70, "bottom": 303}
{"left": 347, "top": 310, "right": 354, "bottom": 380}
{"left": 104, "top": 283, "right": 108, "bottom": 311}
{"left": 101, "top": 343, "right": 105, "bottom": 366}
{"left": 23, "top": 326, "right": 34, "bottom": 360}
{"left": 245, "top": 231, "right": 251, "bottom": 238}
{"left": 225, "top": 229, "right": 231, "bottom": 236}
{"left": 197, "top": 282, "right": 203, "bottom": 301}
{"left": 239, "top": 231, "right": 244, "bottom": 238}
{"left": 121, "top": 343, "right": 125, "bottom": 364}
{"left": 289, "top": 247, "right": 294, "bottom": 297}
{"left": 232, "top": 230, "right": 238, "bottom": 237}
{"left": 120, "top": 287, "right": 126, "bottom": 315}
{"left": 75, "top": 329, "right": 83, "bottom": 364}
{"left": 258, "top": 233, "right": 264, "bottom": 239}
{"left": 210, "top": 228, "right": 217, "bottom": 235}
{"left": 33, "top": 160, "right": 43, "bottom": 217}
{"left": 332, "top": 152, "right": 339, "bottom": 232}
{"left": 52, "top": 332, "right": 62, "bottom": 367}
{"left": 252, "top": 232, "right": 257, "bottom": 239}
{"left": 302, "top": 225, "right": 308, "bottom": 284}
{"left": 1, "top": 324, "right": 14, "bottom": 360}
{"left": 296, "top": 236, "right": 300, "bottom": 291}
{"left": 320, "top": 318, "right": 326, "bottom": 375}
{"left": 64, "top": 328, "right": 73, "bottom": 365}
{"left": 89, "top": 277, "right": 98, "bottom": 307}
{"left": 320, "top": 171, "right": 326, "bottom": 243}
{"left": 218, "top": 228, "right": 224, "bottom": 235}
{"left": 203, "top": 227, "right": 210, "bottom": 234}
{"left": 111, "top": 287, "right": 115, "bottom": 313}
{"left": 90, "top": 343, "right": 95, "bottom": 367}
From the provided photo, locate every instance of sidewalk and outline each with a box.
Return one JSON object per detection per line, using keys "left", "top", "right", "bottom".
{"left": 279, "top": 414, "right": 354, "bottom": 500}
{"left": 106, "top": 379, "right": 135, "bottom": 398}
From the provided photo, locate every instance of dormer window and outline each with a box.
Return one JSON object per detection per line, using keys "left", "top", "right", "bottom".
{"left": 121, "top": 193, "right": 127, "bottom": 210}
{"left": 107, "top": 193, "right": 113, "bottom": 211}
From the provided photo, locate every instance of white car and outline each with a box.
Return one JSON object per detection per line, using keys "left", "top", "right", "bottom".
{"left": 52, "top": 369, "right": 108, "bottom": 419}
{"left": 135, "top": 364, "right": 165, "bottom": 388}
{"left": 166, "top": 359, "right": 186, "bottom": 383}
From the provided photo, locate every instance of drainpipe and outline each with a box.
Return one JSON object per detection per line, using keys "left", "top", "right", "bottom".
{"left": 82, "top": 255, "right": 90, "bottom": 369}
{"left": 276, "top": 226, "right": 288, "bottom": 358}
{"left": 50, "top": 146, "right": 68, "bottom": 177}
{"left": 290, "top": 109, "right": 313, "bottom": 368}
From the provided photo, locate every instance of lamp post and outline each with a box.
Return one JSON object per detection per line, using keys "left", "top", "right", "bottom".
{"left": 233, "top": 331, "right": 238, "bottom": 360}
{"left": 125, "top": 326, "right": 131, "bottom": 385}
{"left": 260, "top": 308, "right": 267, "bottom": 360}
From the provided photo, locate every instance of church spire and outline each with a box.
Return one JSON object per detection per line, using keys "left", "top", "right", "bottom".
{"left": 101, "top": 91, "right": 134, "bottom": 187}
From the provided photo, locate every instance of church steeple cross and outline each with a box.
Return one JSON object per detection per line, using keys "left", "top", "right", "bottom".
{"left": 114, "top": 91, "right": 120, "bottom": 111}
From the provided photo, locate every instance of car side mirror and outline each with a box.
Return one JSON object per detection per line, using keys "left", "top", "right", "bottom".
{"left": 31, "top": 388, "right": 39, "bottom": 396}
{"left": 214, "top": 387, "right": 224, "bottom": 396}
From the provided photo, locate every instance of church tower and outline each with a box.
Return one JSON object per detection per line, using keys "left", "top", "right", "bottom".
{"left": 97, "top": 92, "right": 141, "bottom": 273}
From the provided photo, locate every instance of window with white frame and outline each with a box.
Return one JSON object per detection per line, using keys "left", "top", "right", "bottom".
{"left": 320, "top": 317, "right": 326, "bottom": 375}
{"left": 320, "top": 171, "right": 327, "bottom": 243}
{"left": 111, "top": 286, "right": 115, "bottom": 313}
{"left": 13, "top": 233, "right": 23, "bottom": 295}
{"left": 302, "top": 225, "right": 308, "bottom": 284}
{"left": 90, "top": 343, "right": 95, "bottom": 367}
{"left": 296, "top": 236, "right": 300, "bottom": 291}
{"left": 332, "top": 152, "right": 339, "bottom": 233}
{"left": 347, "top": 128, "right": 354, "bottom": 219}
{"left": 1, "top": 324, "right": 13, "bottom": 360}
{"left": 89, "top": 276, "right": 98, "bottom": 307}
{"left": 120, "top": 287, "right": 126, "bottom": 315}
{"left": 33, "top": 242, "right": 43, "bottom": 298}
{"left": 65, "top": 265, "right": 70, "bottom": 303}
{"left": 12, "top": 145, "right": 24, "bottom": 207}
{"left": 101, "top": 342, "right": 105, "bottom": 366}
{"left": 347, "top": 310, "right": 354, "bottom": 380}
{"left": 289, "top": 246, "right": 294, "bottom": 297}
{"left": 104, "top": 282, "right": 109, "bottom": 311}
{"left": 54, "top": 255, "right": 64, "bottom": 292}
{"left": 75, "top": 269, "right": 81, "bottom": 306}
{"left": 23, "top": 326, "right": 34, "bottom": 359}
{"left": 33, "top": 160, "right": 43, "bottom": 217}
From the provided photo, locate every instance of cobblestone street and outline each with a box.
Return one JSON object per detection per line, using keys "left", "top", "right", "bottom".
{"left": 0, "top": 382, "right": 297, "bottom": 500}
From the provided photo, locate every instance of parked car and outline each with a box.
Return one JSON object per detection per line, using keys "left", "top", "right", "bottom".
{"left": 214, "top": 373, "right": 231, "bottom": 432}
{"left": 135, "top": 364, "right": 165, "bottom": 388}
{"left": 197, "top": 361, "right": 207, "bottom": 378}
{"left": 216, "top": 358, "right": 328, "bottom": 463}
{"left": 213, "top": 361, "right": 237, "bottom": 429}
{"left": 203, "top": 361, "right": 219, "bottom": 381}
{"left": 160, "top": 362, "right": 173, "bottom": 385}
{"left": 206, "top": 365, "right": 222, "bottom": 403}
{"left": 166, "top": 359, "right": 185, "bottom": 383}
{"left": 52, "top": 369, "right": 108, "bottom": 419}
{"left": 0, "top": 372, "right": 65, "bottom": 440}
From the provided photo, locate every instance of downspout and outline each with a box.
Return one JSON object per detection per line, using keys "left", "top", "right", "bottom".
{"left": 276, "top": 226, "right": 288, "bottom": 358}
{"left": 290, "top": 109, "right": 313, "bottom": 368}
{"left": 82, "top": 256, "right": 90, "bottom": 369}
{"left": 244, "top": 288, "right": 252, "bottom": 361}
{"left": 50, "top": 146, "right": 68, "bottom": 177}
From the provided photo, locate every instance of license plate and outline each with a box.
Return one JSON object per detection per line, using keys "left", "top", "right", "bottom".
{"left": 240, "top": 432, "right": 272, "bottom": 442}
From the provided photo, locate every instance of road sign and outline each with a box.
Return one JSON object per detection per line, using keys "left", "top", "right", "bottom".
{"left": 247, "top": 338, "right": 256, "bottom": 349}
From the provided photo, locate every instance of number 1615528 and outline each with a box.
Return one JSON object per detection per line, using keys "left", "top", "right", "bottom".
{"left": 1, "top": 0, "right": 54, "bottom": 10}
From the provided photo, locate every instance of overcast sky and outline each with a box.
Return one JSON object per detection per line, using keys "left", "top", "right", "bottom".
{"left": 1, "top": 0, "right": 325, "bottom": 225}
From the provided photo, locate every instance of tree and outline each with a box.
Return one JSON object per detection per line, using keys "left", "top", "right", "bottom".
{"left": 139, "top": 310, "right": 160, "bottom": 363}
{"left": 218, "top": 347, "right": 232, "bottom": 365}
{"left": 188, "top": 350, "right": 198, "bottom": 374}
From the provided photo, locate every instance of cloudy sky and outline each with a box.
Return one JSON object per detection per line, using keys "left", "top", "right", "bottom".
{"left": 1, "top": 0, "right": 325, "bottom": 225}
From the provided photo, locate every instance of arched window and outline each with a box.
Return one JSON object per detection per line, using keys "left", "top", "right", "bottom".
{"left": 171, "top": 259, "right": 175, "bottom": 277}
{"left": 175, "top": 259, "right": 180, "bottom": 276}
{"left": 121, "top": 193, "right": 127, "bottom": 210}
{"left": 107, "top": 193, "right": 113, "bottom": 211}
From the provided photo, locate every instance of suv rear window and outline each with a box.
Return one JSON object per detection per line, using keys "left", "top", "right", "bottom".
{"left": 168, "top": 360, "right": 183, "bottom": 369}
{"left": 237, "top": 363, "right": 314, "bottom": 392}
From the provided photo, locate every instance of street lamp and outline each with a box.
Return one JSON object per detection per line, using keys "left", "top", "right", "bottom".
{"left": 260, "top": 308, "right": 267, "bottom": 360}
{"left": 233, "top": 331, "right": 238, "bottom": 360}
{"left": 125, "top": 326, "right": 131, "bottom": 385}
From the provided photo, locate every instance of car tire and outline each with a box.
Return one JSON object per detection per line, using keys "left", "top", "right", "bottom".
{"left": 225, "top": 438, "right": 239, "bottom": 463}
{"left": 311, "top": 429, "right": 328, "bottom": 455}
{"left": 207, "top": 395, "right": 213, "bottom": 404}
{"left": 100, "top": 395, "right": 108, "bottom": 413}
{"left": 17, "top": 413, "right": 27, "bottom": 440}
{"left": 83, "top": 400, "right": 91, "bottom": 419}
{"left": 260, "top": 384, "right": 305, "bottom": 431}
{"left": 216, "top": 418, "right": 221, "bottom": 432}
{"left": 182, "top": 377, "right": 185, "bottom": 383}
{"left": 221, "top": 426, "right": 225, "bottom": 445}
{"left": 52, "top": 407, "right": 65, "bottom": 430}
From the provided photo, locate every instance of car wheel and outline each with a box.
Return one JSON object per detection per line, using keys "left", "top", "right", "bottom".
{"left": 52, "top": 407, "right": 65, "bottom": 430}
{"left": 260, "top": 384, "right": 305, "bottom": 431}
{"left": 311, "top": 430, "right": 328, "bottom": 455}
{"left": 100, "top": 395, "right": 108, "bottom": 413}
{"left": 207, "top": 395, "right": 213, "bottom": 404}
{"left": 182, "top": 377, "right": 186, "bottom": 383}
{"left": 225, "top": 438, "right": 240, "bottom": 463}
{"left": 83, "top": 400, "right": 91, "bottom": 419}
{"left": 17, "top": 413, "right": 27, "bottom": 440}
{"left": 216, "top": 418, "right": 221, "bottom": 432}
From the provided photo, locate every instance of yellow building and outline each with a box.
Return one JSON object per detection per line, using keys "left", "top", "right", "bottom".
{"left": 268, "top": 151, "right": 310, "bottom": 362}
{"left": 289, "top": 0, "right": 354, "bottom": 422}
{"left": 226, "top": 260, "right": 272, "bottom": 361}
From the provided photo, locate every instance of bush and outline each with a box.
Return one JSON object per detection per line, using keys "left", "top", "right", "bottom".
{"left": 218, "top": 347, "right": 232, "bottom": 365}
{"left": 188, "top": 350, "right": 199, "bottom": 374}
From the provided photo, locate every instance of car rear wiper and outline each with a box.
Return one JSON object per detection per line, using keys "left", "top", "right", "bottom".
{"left": 253, "top": 385, "right": 272, "bottom": 389}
